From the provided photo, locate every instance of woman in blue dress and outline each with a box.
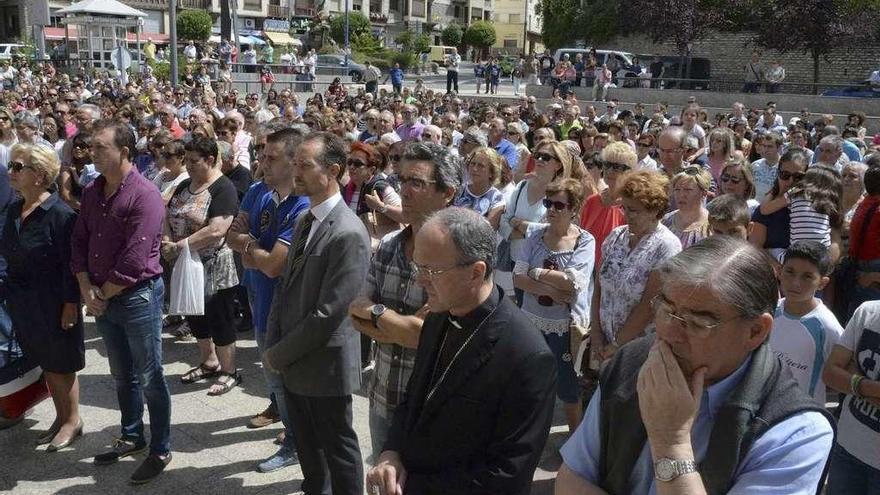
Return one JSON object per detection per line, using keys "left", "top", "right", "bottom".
{"left": 1, "top": 143, "right": 83, "bottom": 451}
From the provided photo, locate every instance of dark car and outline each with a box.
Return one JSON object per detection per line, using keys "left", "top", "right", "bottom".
{"left": 635, "top": 54, "right": 712, "bottom": 89}
{"left": 316, "top": 54, "right": 365, "bottom": 82}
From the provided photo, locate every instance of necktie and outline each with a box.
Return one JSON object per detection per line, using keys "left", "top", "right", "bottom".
{"left": 290, "top": 211, "right": 315, "bottom": 268}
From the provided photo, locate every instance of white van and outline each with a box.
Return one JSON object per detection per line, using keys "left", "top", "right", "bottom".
{"left": 0, "top": 43, "right": 26, "bottom": 60}
{"left": 423, "top": 45, "right": 457, "bottom": 64}
{"left": 554, "top": 48, "right": 638, "bottom": 71}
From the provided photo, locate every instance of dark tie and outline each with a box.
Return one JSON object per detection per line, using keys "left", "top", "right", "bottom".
{"left": 290, "top": 211, "right": 315, "bottom": 268}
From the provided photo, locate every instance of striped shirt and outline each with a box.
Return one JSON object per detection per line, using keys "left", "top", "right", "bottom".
{"left": 364, "top": 227, "right": 426, "bottom": 420}
{"left": 789, "top": 196, "right": 831, "bottom": 247}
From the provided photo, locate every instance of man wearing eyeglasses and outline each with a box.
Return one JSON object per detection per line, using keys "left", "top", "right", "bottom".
{"left": 365, "top": 206, "right": 556, "bottom": 495}
{"left": 557, "top": 236, "right": 835, "bottom": 495}
{"left": 395, "top": 104, "right": 424, "bottom": 143}
{"left": 349, "top": 142, "right": 461, "bottom": 462}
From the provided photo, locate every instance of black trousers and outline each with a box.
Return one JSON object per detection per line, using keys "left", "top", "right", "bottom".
{"left": 285, "top": 392, "right": 363, "bottom": 495}
{"left": 446, "top": 70, "right": 458, "bottom": 93}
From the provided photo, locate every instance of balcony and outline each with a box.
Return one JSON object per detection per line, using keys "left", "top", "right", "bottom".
{"left": 369, "top": 12, "right": 388, "bottom": 23}
{"left": 123, "top": 0, "right": 212, "bottom": 9}
{"left": 268, "top": 4, "right": 289, "bottom": 17}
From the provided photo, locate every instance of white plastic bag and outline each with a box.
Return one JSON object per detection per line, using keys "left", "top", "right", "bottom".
{"left": 169, "top": 239, "right": 205, "bottom": 316}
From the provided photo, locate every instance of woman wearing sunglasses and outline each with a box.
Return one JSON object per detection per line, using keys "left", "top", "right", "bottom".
{"left": 750, "top": 147, "right": 810, "bottom": 266}
{"left": 0, "top": 107, "right": 17, "bottom": 148}
{"left": 500, "top": 141, "right": 575, "bottom": 305}
{"left": 345, "top": 141, "right": 401, "bottom": 251}
{"left": 662, "top": 166, "right": 713, "bottom": 249}
{"left": 513, "top": 178, "right": 594, "bottom": 433}
{"left": 1, "top": 144, "right": 84, "bottom": 450}
{"left": 579, "top": 143, "right": 636, "bottom": 265}
{"left": 58, "top": 132, "right": 99, "bottom": 211}
{"left": 718, "top": 159, "right": 759, "bottom": 214}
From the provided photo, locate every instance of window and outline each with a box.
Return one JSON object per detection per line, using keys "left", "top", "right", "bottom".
{"left": 243, "top": 0, "right": 261, "bottom": 10}
{"left": 509, "top": 13, "right": 520, "bottom": 23}
{"left": 504, "top": 39, "right": 518, "bottom": 48}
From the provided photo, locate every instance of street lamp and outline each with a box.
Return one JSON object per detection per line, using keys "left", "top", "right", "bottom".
{"left": 344, "top": 0, "right": 350, "bottom": 67}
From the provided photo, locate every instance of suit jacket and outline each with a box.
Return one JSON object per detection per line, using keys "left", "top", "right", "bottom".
{"left": 384, "top": 287, "right": 557, "bottom": 495}
{"left": 265, "top": 200, "right": 371, "bottom": 397}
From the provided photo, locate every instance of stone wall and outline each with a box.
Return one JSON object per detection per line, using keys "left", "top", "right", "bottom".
{"left": 599, "top": 30, "right": 879, "bottom": 88}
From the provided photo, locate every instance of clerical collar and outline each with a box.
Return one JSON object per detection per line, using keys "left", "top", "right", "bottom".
{"left": 446, "top": 285, "right": 501, "bottom": 330}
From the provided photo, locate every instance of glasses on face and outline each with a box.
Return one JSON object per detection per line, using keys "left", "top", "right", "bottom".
{"left": 501, "top": 112, "right": 513, "bottom": 117}
{"left": 720, "top": 173, "right": 741, "bottom": 184}
{"left": 651, "top": 295, "right": 736, "bottom": 337}
{"left": 8, "top": 161, "right": 32, "bottom": 173}
{"left": 778, "top": 170, "right": 805, "bottom": 181}
{"left": 533, "top": 152, "right": 559, "bottom": 163}
{"left": 602, "top": 161, "right": 630, "bottom": 173}
{"left": 0, "top": 116, "right": 9, "bottom": 122}
{"left": 398, "top": 175, "right": 436, "bottom": 191}
{"left": 542, "top": 198, "right": 570, "bottom": 211}
{"left": 410, "top": 261, "right": 468, "bottom": 281}
{"left": 347, "top": 158, "right": 368, "bottom": 169}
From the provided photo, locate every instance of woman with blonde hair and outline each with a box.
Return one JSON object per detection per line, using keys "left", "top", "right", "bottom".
{"left": 455, "top": 147, "right": 506, "bottom": 230}
{"left": 190, "top": 122, "right": 216, "bottom": 140}
{"left": 1, "top": 143, "right": 84, "bottom": 449}
{"left": 662, "top": 166, "right": 713, "bottom": 249}
{"left": 718, "top": 159, "right": 759, "bottom": 213}
{"left": 500, "top": 140, "right": 576, "bottom": 305}
{"left": 580, "top": 141, "right": 637, "bottom": 264}
{"left": 507, "top": 122, "right": 531, "bottom": 180}
{"left": 705, "top": 127, "right": 736, "bottom": 181}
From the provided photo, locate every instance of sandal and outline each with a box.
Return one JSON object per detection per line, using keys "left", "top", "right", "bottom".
{"left": 207, "top": 371, "right": 241, "bottom": 396}
{"left": 180, "top": 363, "right": 221, "bottom": 384}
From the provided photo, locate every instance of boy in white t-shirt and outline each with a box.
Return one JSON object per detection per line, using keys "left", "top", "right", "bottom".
{"left": 769, "top": 240, "right": 843, "bottom": 404}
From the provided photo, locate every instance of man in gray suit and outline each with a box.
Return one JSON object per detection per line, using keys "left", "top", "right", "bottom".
{"left": 263, "top": 132, "right": 371, "bottom": 495}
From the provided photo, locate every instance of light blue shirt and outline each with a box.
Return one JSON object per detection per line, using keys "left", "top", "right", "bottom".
{"left": 811, "top": 140, "right": 862, "bottom": 163}
{"left": 561, "top": 354, "right": 834, "bottom": 495}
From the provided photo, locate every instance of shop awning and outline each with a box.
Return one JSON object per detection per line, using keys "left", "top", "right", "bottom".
{"left": 44, "top": 26, "right": 169, "bottom": 43}
{"left": 264, "top": 31, "right": 301, "bottom": 46}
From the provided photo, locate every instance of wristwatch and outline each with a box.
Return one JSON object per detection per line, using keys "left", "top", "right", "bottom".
{"left": 654, "top": 457, "right": 698, "bottom": 482}
{"left": 371, "top": 304, "right": 386, "bottom": 327}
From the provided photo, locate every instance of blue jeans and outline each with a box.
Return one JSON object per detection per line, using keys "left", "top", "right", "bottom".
{"left": 255, "top": 329, "right": 296, "bottom": 451}
{"left": 96, "top": 277, "right": 171, "bottom": 456}
{"left": 826, "top": 445, "right": 880, "bottom": 494}
{"left": 368, "top": 405, "right": 392, "bottom": 460}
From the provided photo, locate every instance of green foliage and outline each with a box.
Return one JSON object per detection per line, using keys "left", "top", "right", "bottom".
{"left": 147, "top": 59, "right": 171, "bottom": 81}
{"left": 176, "top": 10, "right": 212, "bottom": 42}
{"left": 329, "top": 12, "right": 372, "bottom": 45}
{"left": 395, "top": 31, "right": 430, "bottom": 54}
{"left": 538, "top": 0, "right": 582, "bottom": 50}
{"left": 442, "top": 23, "right": 464, "bottom": 47}
{"left": 463, "top": 21, "right": 497, "bottom": 48}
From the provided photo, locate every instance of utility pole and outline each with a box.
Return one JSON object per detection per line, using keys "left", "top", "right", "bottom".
{"left": 344, "top": 0, "right": 350, "bottom": 67}
{"left": 170, "top": 0, "right": 178, "bottom": 87}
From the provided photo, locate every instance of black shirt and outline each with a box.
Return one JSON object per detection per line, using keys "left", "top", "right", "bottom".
{"left": 224, "top": 165, "right": 253, "bottom": 202}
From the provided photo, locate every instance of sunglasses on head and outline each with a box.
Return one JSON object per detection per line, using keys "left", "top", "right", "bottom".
{"left": 778, "top": 170, "right": 805, "bottom": 181}
{"left": 720, "top": 173, "right": 741, "bottom": 184}
{"left": 542, "top": 198, "right": 570, "bottom": 211}
{"left": 533, "top": 152, "right": 558, "bottom": 163}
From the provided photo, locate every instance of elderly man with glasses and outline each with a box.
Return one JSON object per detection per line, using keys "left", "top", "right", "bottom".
{"left": 556, "top": 236, "right": 834, "bottom": 495}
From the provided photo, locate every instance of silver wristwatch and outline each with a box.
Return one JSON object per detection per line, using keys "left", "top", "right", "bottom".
{"left": 654, "top": 457, "right": 698, "bottom": 482}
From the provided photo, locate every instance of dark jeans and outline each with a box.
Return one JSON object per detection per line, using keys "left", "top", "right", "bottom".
{"left": 446, "top": 70, "right": 458, "bottom": 93}
{"left": 96, "top": 277, "right": 171, "bottom": 456}
{"left": 826, "top": 445, "right": 880, "bottom": 494}
{"left": 742, "top": 82, "right": 761, "bottom": 93}
{"left": 284, "top": 392, "right": 363, "bottom": 495}
{"left": 365, "top": 80, "right": 377, "bottom": 96}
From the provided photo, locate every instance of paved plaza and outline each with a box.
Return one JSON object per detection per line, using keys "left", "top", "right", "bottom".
{"left": 0, "top": 319, "right": 566, "bottom": 495}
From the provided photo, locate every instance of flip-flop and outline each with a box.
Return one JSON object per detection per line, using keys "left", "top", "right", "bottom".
{"left": 180, "top": 363, "right": 221, "bottom": 384}
{"left": 207, "top": 371, "right": 242, "bottom": 396}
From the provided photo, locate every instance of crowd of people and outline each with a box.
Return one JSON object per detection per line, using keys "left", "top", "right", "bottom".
{"left": 0, "top": 56, "right": 879, "bottom": 494}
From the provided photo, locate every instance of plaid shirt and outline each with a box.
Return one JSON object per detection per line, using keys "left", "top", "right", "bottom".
{"left": 364, "top": 227, "right": 426, "bottom": 420}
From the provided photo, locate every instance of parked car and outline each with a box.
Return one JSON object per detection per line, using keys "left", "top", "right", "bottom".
{"left": 316, "top": 54, "right": 365, "bottom": 82}
{"left": 635, "top": 54, "right": 712, "bottom": 89}
{"left": 422, "top": 45, "right": 457, "bottom": 65}
{"left": 0, "top": 43, "right": 27, "bottom": 60}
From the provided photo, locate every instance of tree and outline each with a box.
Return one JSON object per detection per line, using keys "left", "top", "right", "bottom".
{"left": 736, "top": 0, "right": 880, "bottom": 88}
{"left": 463, "top": 21, "right": 497, "bottom": 58}
{"left": 329, "top": 12, "right": 372, "bottom": 46}
{"left": 177, "top": 10, "right": 212, "bottom": 42}
{"left": 395, "top": 31, "right": 430, "bottom": 54}
{"left": 538, "top": 0, "right": 582, "bottom": 50}
{"left": 441, "top": 23, "right": 463, "bottom": 47}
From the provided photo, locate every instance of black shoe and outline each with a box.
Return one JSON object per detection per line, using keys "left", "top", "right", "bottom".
{"left": 94, "top": 438, "right": 147, "bottom": 465}
{"left": 130, "top": 453, "right": 172, "bottom": 485}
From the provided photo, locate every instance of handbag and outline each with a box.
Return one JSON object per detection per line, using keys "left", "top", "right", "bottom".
{"left": 833, "top": 202, "right": 878, "bottom": 324}
{"left": 0, "top": 324, "right": 49, "bottom": 420}
{"left": 497, "top": 182, "right": 527, "bottom": 271}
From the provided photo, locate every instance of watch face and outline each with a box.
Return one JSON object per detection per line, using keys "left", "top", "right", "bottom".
{"left": 655, "top": 459, "right": 676, "bottom": 481}
{"left": 372, "top": 304, "right": 386, "bottom": 316}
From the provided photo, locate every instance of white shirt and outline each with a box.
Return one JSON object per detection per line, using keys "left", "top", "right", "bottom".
{"left": 636, "top": 155, "right": 658, "bottom": 171}
{"left": 769, "top": 300, "right": 843, "bottom": 404}
{"left": 306, "top": 191, "right": 342, "bottom": 247}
